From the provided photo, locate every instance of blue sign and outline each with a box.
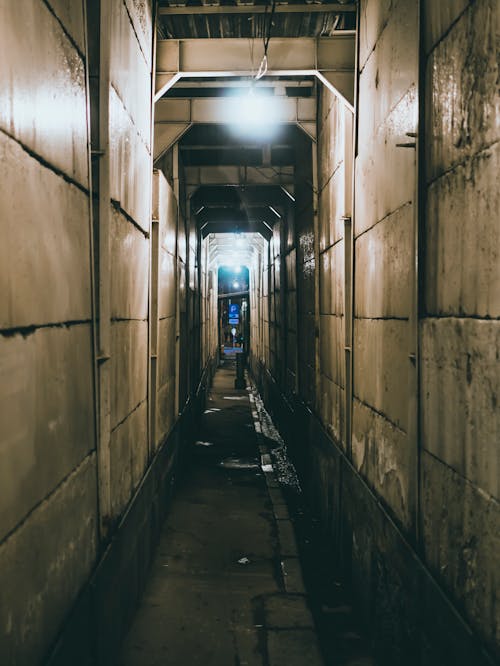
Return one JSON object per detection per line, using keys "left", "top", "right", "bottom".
{"left": 229, "top": 304, "right": 240, "bottom": 317}
{"left": 229, "top": 318, "right": 239, "bottom": 325}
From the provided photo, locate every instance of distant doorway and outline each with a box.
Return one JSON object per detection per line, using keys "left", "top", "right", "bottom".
{"left": 218, "top": 265, "right": 250, "bottom": 358}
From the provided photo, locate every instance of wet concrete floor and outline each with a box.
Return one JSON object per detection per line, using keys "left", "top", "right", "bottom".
{"left": 119, "top": 359, "right": 372, "bottom": 665}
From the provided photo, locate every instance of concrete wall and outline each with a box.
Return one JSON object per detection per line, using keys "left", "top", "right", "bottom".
{"left": 353, "top": 0, "right": 418, "bottom": 530}
{"left": 421, "top": 0, "right": 500, "bottom": 657}
{"left": 318, "top": 90, "right": 349, "bottom": 449}
{"left": 200, "top": 238, "right": 218, "bottom": 370}
{"left": 0, "top": 2, "right": 98, "bottom": 663}
{"left": 102, "top": 0, "right": 153, "bottom": 526}
{"left": 0, "top": 2, "right": 207, "bottom": 663}
{"left": 152, "top": 171, "right": 178, "bottom": 451}
{"left": 295, "top": 133, "right": 316, "bottom": 407}
{"left": 252, "top": 0, "right": 498, "bottom": 663}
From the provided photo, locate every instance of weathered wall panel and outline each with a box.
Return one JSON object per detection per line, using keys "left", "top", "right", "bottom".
{"left": 0, "top": 0, "right": 88, "bottom": 187}
{"left": 354, "top": 204, "right": 412, "bottom": 318}
{"left": 0, "top": 455, "right": 97, "bottom": 666}
{"left": 425, "top": 0, "right": 499, "bottom": 182}
{"left": 352, "top": 399, "right": 410, "bottom": 526}
{"left": 422, "top": 0, "right": 500, "bottom": 656}
{"left": 110, "top": 0, "right": 151, "bottom": 146}
{"left": 421, "top": 451, "right": 500, "bottom": 656}
{"left": 111, "top": 209, "right": 149, "bottom": 320}
{"left": 45, "top": 0, "right": 86, "bottom": 53}
{"left": 109, "top": 86, "right": 151, "bottom": 232}
{"left": 0, "top": 326, "right": 94, "bottom": 540}
{"left": 0, "top": 133, "right": 91, "bottom": 328}
{"left": 0, "top": 3, "right": 97, "bottom": 664}
{"left": 110, "top": 401, "right": 148, "bottom": 518}
{"left": 354, "top": 319, "right": 409, "bottom": 432}
{"left": 425, "top": 142, "right": 500, "bottom": 317}
{"left": 110, "top": 321, "right": 148, "bottom": 430}
{"left": 421, "top": 319, "right": 499, "bottom": 498}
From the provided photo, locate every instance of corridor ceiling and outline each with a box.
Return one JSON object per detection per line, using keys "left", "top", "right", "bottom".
{"left": 157, "top": 1, "right": 356, "bottom": 40}
{"left": 154, "top": 0, "right": 357, "bottom": 241}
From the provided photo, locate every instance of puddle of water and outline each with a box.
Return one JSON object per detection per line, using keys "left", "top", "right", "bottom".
{"left": 219, "top": 458, "right": 259, "bottom": 470}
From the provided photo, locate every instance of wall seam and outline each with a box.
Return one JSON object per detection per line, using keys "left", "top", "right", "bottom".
{"left": 0, "top": 127, "right": 90, "bottom": 196}
{"left": 0, "top": 319, "right": 92, "bottom": 337}
{"left": 352, "top": 396, "right": 407, "bottom": 435}
{"left": 426, "top": 138, "right": 500, "bottom": 188}
{"left": 0, "top": 451, "right": 96, "bottom": 549}
{"left": 354, "top": 200, "right": 412, "bottom": 240}
{"left": 41, "top": 0, "right": 86, "bottom": 61}
{"left": 422, "top": 449, "right": 500, "bottom": 506}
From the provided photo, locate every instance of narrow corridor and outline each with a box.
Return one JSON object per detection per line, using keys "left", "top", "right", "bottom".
{"left": 1, "top": 2, "right": 498, "bottom": 665}
{"left": 119, "top": 359, "right": 372, "bottom": 665}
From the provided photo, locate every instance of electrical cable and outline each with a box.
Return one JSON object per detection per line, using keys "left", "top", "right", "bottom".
{"left": 255, "top": 0, "right": 276, "bottom": 80}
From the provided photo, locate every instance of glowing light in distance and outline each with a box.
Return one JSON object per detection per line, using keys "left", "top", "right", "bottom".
{"left": 235, "top": 265, "right": 242, "bottom": 273}
{"left": 233, "top": 281, "right": 240, "bottom": 289}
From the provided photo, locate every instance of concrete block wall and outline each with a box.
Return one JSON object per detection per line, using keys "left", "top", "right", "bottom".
{"left": 269, "top": 223, "right": 282, "bottom": 378}
{"left": 318, "top": 88, "right": 347, "bottom": 448}
{"left": 152, "top": 171, "right": 178, "bottom": 450}
{"left": 353, "top": 0, "right": 417, "bottom": 531}
{"left": 284, "top": 204, "right": 298, "bottom": 396}
{"left": 262, "top": 236, "right": 271, "bottom": 368}
{"left": 200, "top": 237, "right": 218, "bottom": 369}
{"left": 295, "top": 133, "right": 316, "bottom": 407}
{"left": 0, "top": 2, "right": 97, "bottom": 664}
{"left": 421, "top": 0, "right": 500, "bottom": 656}
{"left": 253, "top": 1, "right": 498, "bottom": 662}
{"left": 250, "top": 247, "right": 267, "bottom": 373}
{"left": 107, "top": 0, "right": 152, "bottom": 523}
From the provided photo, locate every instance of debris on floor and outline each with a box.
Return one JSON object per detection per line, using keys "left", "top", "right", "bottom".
{"left": 237, "top": 557, "right": 251, "bottom": 565}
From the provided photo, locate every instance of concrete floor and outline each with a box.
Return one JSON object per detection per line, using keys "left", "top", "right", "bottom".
{"left": 118, "top": 360, "right": 370, "bottom": 665}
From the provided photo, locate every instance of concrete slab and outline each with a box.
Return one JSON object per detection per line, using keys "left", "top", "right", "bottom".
{"left": 0, "top": 0, "right": 88, "bottom": 187}
{"left": 265, "top": 595, "right": 314, "bottom": 629}
{"left": 267, "top": 629, "right": 323, "bottom": 666}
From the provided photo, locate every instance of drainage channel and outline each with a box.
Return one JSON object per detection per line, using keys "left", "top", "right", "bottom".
{"left": 248, "top": 378, "right": 374, "bottom": 666}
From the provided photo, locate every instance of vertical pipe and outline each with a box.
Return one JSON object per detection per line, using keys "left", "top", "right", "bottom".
{"left": 311, "top": 139, "right": 321, "bottom": 411}
{"left": 148, "top": 2, "right": 158, "bottom": 459}
{"left": 173, "top": 144, "right": 181, "bottom": 417}
{"left": 343, "top": 109, "right": 354, "bottom": 460}
{"left": 83, "top": 0, "right": 100, "bottom": 530}
{"left": 150, "top": 179, "right": 159, "bottom": 454}
{"left": 96, "top": 0, "right": 112, "bottom": 536}
{"left": 407, "top": 0, "right": 424, "bottom": 548}
{"left": 280, "top": 217, "right": 287, "bottom": 392}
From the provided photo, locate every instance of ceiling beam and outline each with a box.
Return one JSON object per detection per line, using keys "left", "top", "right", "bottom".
{"left": 159, "top": 4, "right": 356, "bottom": 16}
{"left": 184, "top": 165, "right": 294, "bottom": 186}
{"left": 201, "top": 220, "right": 273, "bottom": 239}
{"left": 155, "top": 35, "right": 355, "bottom": 109}
{"left": 198, "top": 206, "right": 277, "bottom": 225}
{"left": 192, "top": 185, "right": 291, "bottom": 209}
{"left": 155, "top": 96, "right": 316, "bottom": 125}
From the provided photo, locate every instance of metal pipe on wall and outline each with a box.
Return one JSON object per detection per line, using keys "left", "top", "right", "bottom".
{"left": 83, "top": 0, "right": 100, "bottom": 529}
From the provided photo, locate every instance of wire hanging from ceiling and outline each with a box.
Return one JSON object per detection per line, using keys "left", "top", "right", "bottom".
{"left": 255, "top": 0, "right": 277, "bottom": 80}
